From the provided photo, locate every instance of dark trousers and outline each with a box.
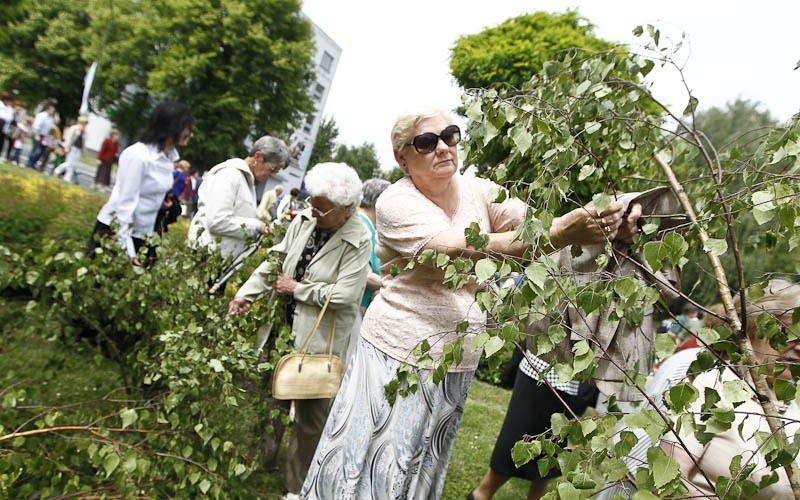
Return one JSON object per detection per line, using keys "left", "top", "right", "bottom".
{"left": 87, "top": 220, "right": 157, "bottom": 267}
{"left": 27, "top": 139, "right": 46, "bottom": 168}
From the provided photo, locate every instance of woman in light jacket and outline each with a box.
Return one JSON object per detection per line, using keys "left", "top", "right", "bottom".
{"left": 228, "top": 162, "right": 371, "bottom": 497}
{"left": 188, "top": 135, "right": 289, "bottom": 258}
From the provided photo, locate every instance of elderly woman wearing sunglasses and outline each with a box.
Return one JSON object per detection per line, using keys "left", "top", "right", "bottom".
{"left": 301, "top": 109, "right": 639, "bottom": 499}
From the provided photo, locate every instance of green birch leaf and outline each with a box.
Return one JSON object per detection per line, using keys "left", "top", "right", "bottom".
{"left": 774, "top": 378, "right": 796, "bottom": 402}
{"left": 614, "top": 277, "right": 639, "bottom": 299}
{"left": 584, "top": 122, "right": 601, "bottom": 135}
{"left": 484, "top": 336, "right": 504, "bottom": 357}
{"left": 121, "top": 408, "right": 137, "bottom": 429}
{"left": 723, "top": 379, "right": 753, "bottom": 403}
{"left": 199, "top": 479, "right": 211, "bottom": 494}
{"left": 470, "top": 331, "right": 490, "bottom": 352}
{"left": 524, "top": 261, "right": 547, "bottom": 290}
{"left": 511, "top": 440, "right": 541, "bottom": 467}
{"left": 475, "top": 258, "right": 497, "bottom": 283}
{"left": 703, "top": 238, "right": 728, "bottom": 257}
{"left": 103, "top": 453, "right": 120, "bottom": 478}
{"left": 592, "top": 193, "right": 612, "bottom": 215}
{"left": 575, "top": 80, "right": 591, "bottom": 96}
{"left": 666, "top": 382, "right": 699, "bottom": 412}
{"left": 510, "top": 125, "right": 533, "bottom": 155}
{"left": 624, "top": 408, "right": 666, "bottom": 444}
{"left": 648, "top": 446, "right": 680, "bottom": 487}
{"left": 208, "top": 359, "right": 224, "bottom": 373}
{"left": 655, "top": 333, "right": 677, "bottom": 360}
{"left": 466, "top": 100, "right": 483, "bottom": 121}
{"left": 578, "top": 163, "right": 597, "bottom": 180}
{"left": 579, "top": 418, "right": 597, "bottom": 437}
{"left": 641, "top": 222, "right": 659, "bottom": 235}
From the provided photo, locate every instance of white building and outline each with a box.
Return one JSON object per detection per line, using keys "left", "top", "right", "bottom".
{"left": 261, "top": 19, "right": 341, "bottom": 196}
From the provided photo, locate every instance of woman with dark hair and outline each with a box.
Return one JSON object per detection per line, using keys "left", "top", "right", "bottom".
{"left": 88, "top": 100, "right": 195, "bottom": 266}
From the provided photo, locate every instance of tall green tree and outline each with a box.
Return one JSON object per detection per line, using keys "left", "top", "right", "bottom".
{"left": 88, "top": 0, "right": 315, "bottom": 168}
{"left": 450, "top": 10, "right": 614, "bottom": 92}
{"left": 677, "top": 99, "right": 791, "bottom": 304}
{"left": 0, "top": 0, "right": 92, "bottom": 124}
{"left": 449, "top": 11, "right": 660, "bottom": 202}
{"left": 333, "top": 142, "right": 381, "bottom": 181}
{"left": 307, "top": 116, "right": 338, "bottom": 167}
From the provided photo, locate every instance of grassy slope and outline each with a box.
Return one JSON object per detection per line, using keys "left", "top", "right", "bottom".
{"left": 0, "top": 161, "right": 531, "bottom": 498}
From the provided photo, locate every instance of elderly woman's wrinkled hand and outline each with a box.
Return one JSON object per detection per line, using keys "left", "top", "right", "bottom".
{"left": 228, "top": 297, "right": 252, "bottom": 315}
{"left": 274, "top": 274, "right": 299, "bottom": 296}
{"left": 550, "top": 200, "right": 625, "bottom": 247}
{"left": 616, "top": 202, "right": 642, "bottom": 243}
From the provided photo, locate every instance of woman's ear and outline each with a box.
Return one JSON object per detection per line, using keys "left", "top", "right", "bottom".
{"left": 393, "top": 149, "right": 408, "bottom": 173}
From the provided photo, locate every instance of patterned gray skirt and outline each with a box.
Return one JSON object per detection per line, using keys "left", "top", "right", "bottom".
{"left": 301, "top": 337, "right": 474, "bottom": 499}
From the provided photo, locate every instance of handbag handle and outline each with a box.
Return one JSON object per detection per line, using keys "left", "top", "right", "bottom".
{"left": 296, "top": 286, "right": 337, "bottom": 361}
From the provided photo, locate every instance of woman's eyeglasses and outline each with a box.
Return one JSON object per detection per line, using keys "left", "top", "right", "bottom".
{"left": 310, "top": 205, "right": 338, "bottom": 218}
{"left": 405, "top": 125, "right": 461, "bottom": 154}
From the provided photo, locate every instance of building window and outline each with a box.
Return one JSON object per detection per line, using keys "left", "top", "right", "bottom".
{"left": 313, "top": 83, "right": 325, "bottom": 101}
{"left": 320, "top": 51, "right": 334, "bottom": 72}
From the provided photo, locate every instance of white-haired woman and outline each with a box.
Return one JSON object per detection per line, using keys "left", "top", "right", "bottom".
{"left": 228, "top": 162, "right": 371, "bottom": 498}
{"left": 302, "top": 109, "right": 637, "bottom": 499}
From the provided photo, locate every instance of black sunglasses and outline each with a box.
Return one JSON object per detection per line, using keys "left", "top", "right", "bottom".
{"left": 405, "top": 125, "right": 461, "bottom": 154}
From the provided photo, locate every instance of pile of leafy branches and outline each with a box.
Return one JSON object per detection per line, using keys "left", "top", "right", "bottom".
{"left": 0, "top": 232, "right": 292, "bottom": 497}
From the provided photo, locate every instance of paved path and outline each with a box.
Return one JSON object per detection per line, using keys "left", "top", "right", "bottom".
{"left": 12, "top": 145, "right": 113, "bottom": 191}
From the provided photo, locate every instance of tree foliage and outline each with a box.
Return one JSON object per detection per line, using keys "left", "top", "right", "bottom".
{"left": 676, "top": 99, "right": 797, "bottom": 304}
{"left": 333, "top": 142, "right": 381, "bottom": 181}
{"left": 87, "top": 0, "right": 316, "bottom": 168}
{"left": 307, "top": 116, "right": 338, "bottom": 167}
{"left": 0, "top": 231, "right": 293, "bottom": 497}
{"left": 0, "top": 0, "right": 316, "bottom": 169}
{"left": 308, "top": 116, "right": 382, "bottom": 181}
{"left": 449, "top": 10, "right": 660, "bottom": 200}
{"left": 0, "top": 0, "right": 92, "bottom": 123}
{"left": 450, "top": 10, "right": 614, "bottom": 92}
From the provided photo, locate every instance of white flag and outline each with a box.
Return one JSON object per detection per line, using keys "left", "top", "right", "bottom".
{"left": 79, "top": 61, "right": 98, "bottom": 115}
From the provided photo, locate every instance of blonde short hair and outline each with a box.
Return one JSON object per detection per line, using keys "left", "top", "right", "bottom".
{"left": 390, "top": 108, "right": 453, "bottom": 153}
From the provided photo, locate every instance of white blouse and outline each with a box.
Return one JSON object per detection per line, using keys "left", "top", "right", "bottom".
{"left": 96, "top": 142, "right": 179, "bottom": 258}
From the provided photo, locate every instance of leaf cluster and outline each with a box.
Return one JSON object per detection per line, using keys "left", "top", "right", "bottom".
{"left": 0, "top": 232, "right": 293, "bottom": 497}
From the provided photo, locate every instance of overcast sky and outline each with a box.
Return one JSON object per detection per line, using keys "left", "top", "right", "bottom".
{"left": 301, "top": 0, "right": 800, "bottom": 170}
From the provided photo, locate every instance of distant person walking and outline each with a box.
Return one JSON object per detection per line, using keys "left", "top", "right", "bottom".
{"left": 53, "top": 115, "right": 88, "bottom": 183}
{"left": 0, "top": 92, "right": 14, "bottom": 159}
{"left": 26, "top": 102, "right": 56, "bottom": 170}
{"left": 88, "top": 101, "right": 195, "bottom": 267}
{"left": 256, "top": 184, "right": 283, "bottom": 222}
{"left": 94, "top": 129, "right": 120, "bottom": 190}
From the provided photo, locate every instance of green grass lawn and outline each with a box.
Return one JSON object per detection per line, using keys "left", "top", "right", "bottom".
{"left": 0, "top": 161, "right": 533, "bottom": 498}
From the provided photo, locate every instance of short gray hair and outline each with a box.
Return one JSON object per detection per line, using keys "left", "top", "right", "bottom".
{"left": 305, "top": 162, "right": 362, "bottom": 209}
{"left": 361, "top": 178, "right": 390, "bottom": 208}
{"left": 250, "top": 136, "right": 289, "bottom": 169}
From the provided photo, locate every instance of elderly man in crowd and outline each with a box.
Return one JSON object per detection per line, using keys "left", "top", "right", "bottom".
{"left": 188, "top": 136, "right": 289, "bottom": 258}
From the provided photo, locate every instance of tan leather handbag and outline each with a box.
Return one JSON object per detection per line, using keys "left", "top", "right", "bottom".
{"left": 271, "top": 289, "right": 343, "bottom": 400}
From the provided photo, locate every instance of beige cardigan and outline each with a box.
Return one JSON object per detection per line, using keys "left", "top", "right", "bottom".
{"left": 236, "top": 209, "right": 371, "bottom": 359}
